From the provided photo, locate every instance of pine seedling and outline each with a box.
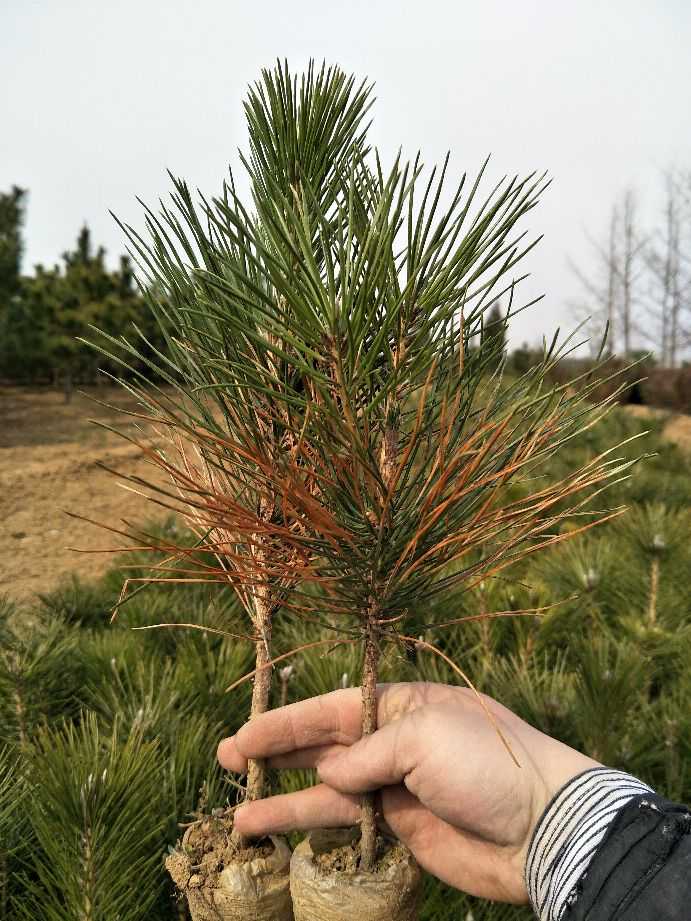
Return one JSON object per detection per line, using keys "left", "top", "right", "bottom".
{"left": 485, "top": 651, "right": 576, "bottom": 747}
{"left": 615, "top": 503, "right": 691, "bottom": 628}
{"left": 0, "top": 744, "right": 23, "bottom": 921}
{"left": 14, "top": 714, "right": 166, "bottom": 921}
{"left": 0, "top": 612, "right": 85, "bottom": 749}
{"left": 85, "top": 654, "right": 185, "bottom": 742}
{"left": 86, "top": 60, "right": 635, "bottom": 917}
{"left": 225, "top": 141, "right": 635, "bottom": 875}
{"left": 531, "top": 536, "right": 615, "bottom": 651}
{"left": 175, "top": 631, "right": 253, "bottom": 727}
{"left": 164, "top": 716, "right": 229, "bottom": 837}
{"left": 81, "top": 63, "right": 374, "bottom": 833}
{"left": 37, "top": 573, "right": 116, "bottom": 629}
{"left": 79, "top": 62, "right": 377, "bottom": 919}
{"left": 570, "top": 635, "right": 649, "bottom": 766}
{"left": 83, "top": 633, "right": 238, "bottom": 851}
{"left": 0, "top": 746, "right": 17, "bottom": 849}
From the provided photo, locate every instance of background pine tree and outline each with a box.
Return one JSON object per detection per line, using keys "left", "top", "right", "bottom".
{"left": 0, "top": 404, "right": 688, "bottom": 920}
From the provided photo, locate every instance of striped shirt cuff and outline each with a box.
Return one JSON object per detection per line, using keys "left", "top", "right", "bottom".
{"left": 524, "top": 767, "right": 653, "bottom": 921}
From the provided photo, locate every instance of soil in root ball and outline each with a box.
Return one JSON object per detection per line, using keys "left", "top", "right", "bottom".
{"left": 166, "top": 813, "right": 292, "bottom": 921}
{"left": 314, "top": 833, "right": 407, "bottom": 875}
{"left": 290, "top": 828, "right": 421, "bottom": 921}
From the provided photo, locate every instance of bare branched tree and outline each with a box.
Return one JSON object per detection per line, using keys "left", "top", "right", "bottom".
{"left": 568, "top": 205, "right": 620, "bottom": 356}
{"left": 571, "top": 174, "right": 690, "bottom": 366}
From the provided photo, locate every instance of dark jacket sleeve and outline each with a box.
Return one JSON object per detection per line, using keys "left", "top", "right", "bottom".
{"left": 564, "top": 793, "right": 691, "bottom": 920}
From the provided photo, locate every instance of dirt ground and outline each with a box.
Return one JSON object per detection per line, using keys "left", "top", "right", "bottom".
{"left": 2, "top": 387, "right": 690, "bottom": 604}
{"left": 0, "top": 386, "right": 169, "bottom": 603}
{"left": 625, "top": 404, "right": 691, "bottom": 451}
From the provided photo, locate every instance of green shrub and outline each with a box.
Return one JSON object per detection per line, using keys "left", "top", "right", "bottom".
{"left": 14, "top": 716, "right": 166, "bottom": 921}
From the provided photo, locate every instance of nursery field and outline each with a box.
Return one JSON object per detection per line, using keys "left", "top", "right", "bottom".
{"left": 1, "top": 386, "right": 690, "bottom": 602}
{"left": 0, "top": 386, "right": 169, "bottom": 600}
{"left": 1, "top": 397, "right": 690, "bottom": 920}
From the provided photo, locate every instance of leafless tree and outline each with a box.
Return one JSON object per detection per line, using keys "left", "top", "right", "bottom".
{"left": 643, "top": 169, "right": 691, "bottom": 367}
{"left": 619, "top": 190, "right": 648, "bottom": 357}
{"left": 568, "top": 206, "right": 619, "bottom": 355}
{"left": 570, "top": 174, "right": 691, "bottom": 366}
{"left": 570, "top": 189, "right": 645, "bottom": 358}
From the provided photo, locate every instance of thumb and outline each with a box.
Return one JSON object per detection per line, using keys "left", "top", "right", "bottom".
{"left": 317, "top": 715, "right": 419, "bottom": 793}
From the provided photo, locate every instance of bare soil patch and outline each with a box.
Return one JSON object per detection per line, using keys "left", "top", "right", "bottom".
{"left": 661, "top": 414, "right": 691, "bottom": 452}
{"left": 0, "top": 386, "right": 166, "bottom": 602}
{"left": 624, "top": 404, "right": 691, "bottom": 452}
{"left": 2, "top": 388, "right": 689, "bottom": 604}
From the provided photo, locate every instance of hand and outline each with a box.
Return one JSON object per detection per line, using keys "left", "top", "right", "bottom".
{"left": 217, "top": 682, "right": 598, "bottom": 903}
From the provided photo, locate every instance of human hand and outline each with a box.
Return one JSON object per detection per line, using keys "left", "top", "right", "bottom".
{"left": 217, "top": 682, "right": 598, "bottom": 903}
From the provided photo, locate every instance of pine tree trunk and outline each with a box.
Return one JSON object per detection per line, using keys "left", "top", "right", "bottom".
{"left": 231, "top": 530, "right": 274, "bottom": 849}
{"left": 359, "top": 615, "right": 380, "bottom": 872}
{"left": 357, "top": 348, "right": 400, "bottom": 872}
{"left": 245, "top": 607, "right": 273, "bottom": 805}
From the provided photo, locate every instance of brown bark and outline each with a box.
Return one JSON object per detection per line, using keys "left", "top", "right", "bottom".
{"left": 245, "top": 610, "right": 273, "bottom": 804}
{"left": 358, "top": 345, "right": 401, "bottom": 871}
{"left": 359, "top": 618, "right": 380, "bottom": 872}
{"left": 380, "top": 425, "right": 398, "bottom": 495}
{"left": 230, "top": 601, "right": 273, "bottom": 850}
{"left": 231, "top": 523, "right": 275, "bottom": 849}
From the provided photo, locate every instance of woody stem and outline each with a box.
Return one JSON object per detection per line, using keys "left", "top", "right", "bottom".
{"left": 359, "top": 614, "right": 380, "bottom": 872}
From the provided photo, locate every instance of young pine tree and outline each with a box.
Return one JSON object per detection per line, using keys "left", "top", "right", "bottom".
{"left": 14, "top": 716, "right": 166, "bottom": 921}
{"left": 87, "top": 62, "right": 374, "bottom": 921}
{"left": 90, "top": 61, "right": 631, "bottom": 921}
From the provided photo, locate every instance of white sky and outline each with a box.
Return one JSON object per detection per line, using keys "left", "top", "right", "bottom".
{"left": 2, "top": 0, "right": 690, "bottom": 346}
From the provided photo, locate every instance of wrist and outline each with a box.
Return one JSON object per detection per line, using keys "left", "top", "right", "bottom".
{"left": 525, "top": 767, "right": 653, "bottom": 921}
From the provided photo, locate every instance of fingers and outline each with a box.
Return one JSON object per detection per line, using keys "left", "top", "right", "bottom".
{"left": 217, "top": 738, "right": 348, "bottom": 773}
{"left": 218, "top": 694, "right": 425, "bottom": 809}
{"left": 232, "top": 779, "right": 529, "bottom": 902}
{"left": 233, "top": 783, "right": 360, "bottom": 837}
{"left": 316, "top": 717, "right": 418, "bottom": 793}
{"left": 219, "top": 688, "right": 363, "bottom": 771}
{"left": 218, "top": 682, "right": 457, "bottom": 769}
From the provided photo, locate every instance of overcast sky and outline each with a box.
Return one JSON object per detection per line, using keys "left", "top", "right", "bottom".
{"left": 2, "top": 0, "right": 690, "bottom": 345}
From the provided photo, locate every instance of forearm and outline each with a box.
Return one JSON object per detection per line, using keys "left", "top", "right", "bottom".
{"left": 526, "top": 767, "right": 691, "bottom": 921}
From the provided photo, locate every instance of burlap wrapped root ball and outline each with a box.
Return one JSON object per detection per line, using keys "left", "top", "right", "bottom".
{"left": 166, "top": 818, "right": 293, "bottom": 921}
{"left": 290, "top": 828, "right": 422, "bottom": 921}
